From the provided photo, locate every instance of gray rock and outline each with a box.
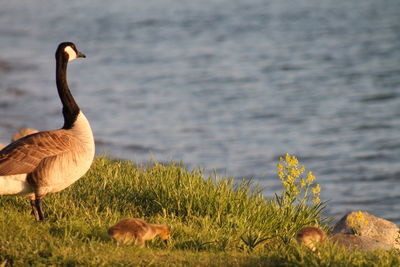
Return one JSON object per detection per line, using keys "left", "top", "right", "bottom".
{"left": 329, "top": 234, "right": 394, "bottom": 252}
{"left": 331, "top": 211, "right": 400, "bottom": 250}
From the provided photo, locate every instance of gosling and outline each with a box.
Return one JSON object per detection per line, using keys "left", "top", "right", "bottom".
{"left": 0, "top": 128, "right": 38, "bottom": 150}
{"left": 11, "top": 127, "right": 38, "bottom": 142}
{"left": 296, "top": 226, "right": 326, "bottom": 251}
{"left": 108, "top": 218, "right": 170, "bottom": 247}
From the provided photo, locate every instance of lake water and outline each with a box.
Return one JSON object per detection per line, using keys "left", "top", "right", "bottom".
{"left": 1, "top": 0, "right": 400, "bottom": 223}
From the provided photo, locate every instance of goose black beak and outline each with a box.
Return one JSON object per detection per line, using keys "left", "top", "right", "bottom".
{"left": 77, "top": 51, "right": 86, "bottom": 58}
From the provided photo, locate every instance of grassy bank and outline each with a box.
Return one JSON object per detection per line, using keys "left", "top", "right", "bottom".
{"left": 0, "top": 155, "right": 399, "bottom": 266}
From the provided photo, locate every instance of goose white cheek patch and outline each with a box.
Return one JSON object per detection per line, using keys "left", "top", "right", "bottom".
{"left": 64, "top": 46, "right": 77, "bottom": 61}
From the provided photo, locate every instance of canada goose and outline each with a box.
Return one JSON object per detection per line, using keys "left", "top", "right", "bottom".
{"left": 296, "top": 226, "right": 326, "bottom": 251}
{"left": 11, "top": 128, "right": 39, "bottom": 142}
{"left": 0, "top": 42, "right": 94, "bottom": 221}
{"left": 108, "top": 218, "right": 170, "bottom": 247}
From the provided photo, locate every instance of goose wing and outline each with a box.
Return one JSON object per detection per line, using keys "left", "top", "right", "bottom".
{"left": 0, "top": 130, "right": 76, "bottom": 175}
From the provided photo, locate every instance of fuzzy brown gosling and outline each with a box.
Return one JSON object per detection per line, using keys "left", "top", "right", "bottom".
{"left": 296, "top": 226, "right": 326, "bottom": 251}
{"left": 0, "top": 128, "right": 38, "bottom": 151}
{"left": 108, "top": 218, "right": 170, "bottom": 247}
{"left": 11, "top": 128, "right": 38, "bottom": 142}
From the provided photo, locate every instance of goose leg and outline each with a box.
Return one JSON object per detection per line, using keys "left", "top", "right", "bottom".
{"left": 35, "top": 198, "right": 45, "bottom": 221}
{"left": 30, "top": 197, "right": 45, "bottom": 221}
{"left": 30, "top": 199, "right": 40, "bottom": 221}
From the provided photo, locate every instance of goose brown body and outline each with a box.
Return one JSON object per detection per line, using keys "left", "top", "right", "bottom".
{"left": 0, "top": 42, "right": 94, "bottom": 221}
{"left": 0, "top": 117, "right": 94, "bottom": 196}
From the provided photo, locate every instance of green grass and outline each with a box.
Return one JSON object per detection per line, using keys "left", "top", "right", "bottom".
{"left": 0, "top": 155, "right": 399, "bottom": 266}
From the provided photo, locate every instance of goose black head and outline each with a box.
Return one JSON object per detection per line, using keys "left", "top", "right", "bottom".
{"left": 56, "top": 42, "right": 86, "bottom": 62}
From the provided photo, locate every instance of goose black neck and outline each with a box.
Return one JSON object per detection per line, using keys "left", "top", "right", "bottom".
{"left": 56, "top": 53, "right": 80, "bottom": 129}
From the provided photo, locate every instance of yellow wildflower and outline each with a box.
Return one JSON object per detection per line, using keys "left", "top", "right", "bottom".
{"left": 306, "top": 171, "right": 315, "bottom": 184}
{"left": 348, "top": 211, "right": 369, "bottom": 235}
{"left": 277, "top": 153, "right": 322, "bottom": 207}
{"left": 285, "top": 153, "right": 291, "bottom": 164}
{"left": 285, "top": 153, "right": 298, "bottom": 167}
{"left": 312, "top": 184, "right": 321, "bottom": 196}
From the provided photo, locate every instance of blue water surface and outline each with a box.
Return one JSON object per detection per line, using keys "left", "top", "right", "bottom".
{"left": 0, "top": 0, "right": 400, "bottom": 223}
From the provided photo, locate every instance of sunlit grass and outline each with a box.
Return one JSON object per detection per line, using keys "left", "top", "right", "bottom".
{"left": 0, "top": 154, "right": 398, "bottom": 266}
